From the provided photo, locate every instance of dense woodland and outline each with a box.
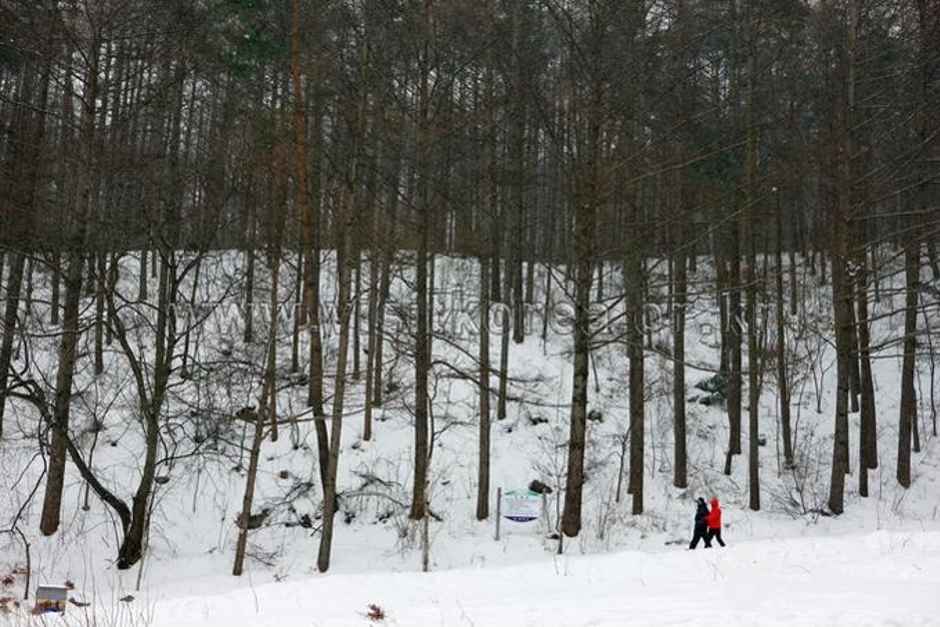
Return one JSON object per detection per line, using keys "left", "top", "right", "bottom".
{"left": 0, "top": 0, "right": 939, "bottom": 579}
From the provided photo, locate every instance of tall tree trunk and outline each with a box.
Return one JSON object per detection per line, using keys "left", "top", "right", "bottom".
{"left": 0, "top": 254, "right": 25, "bottom": 437}
{"left": 232, "top": 406, "right": 265, "bottom": 576}
{"left": 561, "top": 201, "right": 594, "bottom": 535}
{"left": 363, "top": 251, "right": 378, "bottom": 441}
{"left": 497, "top": 304, "right": 510, "bottom": 421}
{"left": 744, "top": 36, "right": 760, "bottom": 510}
{"left": 41, "top": 254, "right": 87, "bottom": 536}
{"left": 775, "top": 192, "right": 794, "bottom": 468}
{"left": 180, "top": 257, "right": 202, "bottom": 379}
{"left": 788, "top": 229, "right": 798, "bottom": 318}
{"left": 373, "top": 223, "right": 393, "bottom": 407}
{"left": 317, "top": 221, "right": 354, "bottom": 572}
{"left": 352, "top": 254, "right": 362, "bottom": 380}
{"left": 561, "top": 76, "right": 601, "bottom": 534}
{"left": 673, "top": 220, "right": 688, "bottom": 489}
{"left": 745, "top": 195, "right": 760, "bottom": 509}
{"left": 290, "top": 250, "right": 303, "bottom": 374}
{"left": 727, "top": 212, "right": 743, "bottom": 462}
{"left": 927, "top": 240, "right": 940, "bottom": 282}
{"left": 234, "top": 219, "right": 283, "bottom": 573}
{"left": 50, "top": 252, "right": 61, "bottom": 325}
{"left": 626, "top": 203, "right": 645, "bottom": 516}
{"left": 291, "top": 0, "right": 328, "bottom": 490}
{"left": 715, "top": 245, "right": 730, "bottom": 377}
{"left": 116, "top": 258, "right": 172, "bottom": 569}
{"left": 897, "top": 236, "right": 918, "bottom": 488}
{"left": 857, "top": 234, "right": 877, "bottom": 496}
{"left": 848, "top": 283, "right": 861, "bottom": 414}
{"left": 372, "top": 135, "right": 398, "bottom": 408}
{"left": 139, "top": 246, "right": 148, "bottom": 302}
{"left": 476, "top": 256, "right": 492, "bottom": 520}
{"left": 94, "top": 253, "right": 106, "bottom": 375}
{"left": 511, "top": 1, "right": 526, "bottom": 346}
{"left": 41, "top": 47, "right": 98, "bottom": 536}
{"left": 410, "top": 2, "right": 432, "bottom": 521}
{"left": 828, "top": 226, "right": 852, "bottom": 512}
{"left": 243, "top": 211, "right": 256, "bottom": 345}
{"left": 828, "top": 0, "right": 856, "bottom": 513}
{"left": 1, "top": 59, "right": 50, "bottom": 437}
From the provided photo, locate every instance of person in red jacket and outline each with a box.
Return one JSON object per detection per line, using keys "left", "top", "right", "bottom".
{"left": 706, "top": 497, "right": 726, "bottom": 547}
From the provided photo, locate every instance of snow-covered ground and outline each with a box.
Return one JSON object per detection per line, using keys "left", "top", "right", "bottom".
{"left": 1, "top": 251, "right": 939, "bottom": 625}
{"left": 103, "top": 530, "right": 940, "bottom": 626}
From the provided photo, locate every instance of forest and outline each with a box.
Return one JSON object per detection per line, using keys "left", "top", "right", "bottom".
{"left": 0, "top": 0, "right": 939, "bottom": 606}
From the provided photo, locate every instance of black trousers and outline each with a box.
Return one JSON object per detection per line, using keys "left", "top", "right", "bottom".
{"left": 706, "top": 528, "right": 725, "bottom": 547}
{"left": 689, "top": 526, "right": 711, "bottom": 549}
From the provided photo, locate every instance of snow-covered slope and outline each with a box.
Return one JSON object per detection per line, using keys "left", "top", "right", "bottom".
{"left": 1, "top": 251, "right": 938, "bottom": 625}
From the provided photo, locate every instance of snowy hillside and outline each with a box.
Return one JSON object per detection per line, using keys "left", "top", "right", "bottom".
{"left": 1, "top": 251, "right": 938, "bottom": 625}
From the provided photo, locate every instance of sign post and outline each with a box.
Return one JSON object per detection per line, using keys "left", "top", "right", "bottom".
{"left": 495, "top": 487, "right": 502, "bottom": 541}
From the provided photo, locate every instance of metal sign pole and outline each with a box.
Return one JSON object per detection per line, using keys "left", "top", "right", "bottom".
{"left": 495, "top": 487, "right": 501, "bottom": 541}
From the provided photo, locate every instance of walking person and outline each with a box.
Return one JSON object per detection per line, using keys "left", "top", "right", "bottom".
{"left": 706, "top": 497, "right": 726, "bottom": 547}
{"left": 689, "top": 497, "right": 711, "bottom": 549}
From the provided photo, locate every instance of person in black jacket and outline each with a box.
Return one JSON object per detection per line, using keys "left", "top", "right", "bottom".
{"left": 688, "top": 497, "right": 712, "bottom": 549}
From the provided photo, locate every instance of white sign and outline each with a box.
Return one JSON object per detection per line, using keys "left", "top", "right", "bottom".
{"left": 502, "top": 490, "right": 542, "bottom": 523}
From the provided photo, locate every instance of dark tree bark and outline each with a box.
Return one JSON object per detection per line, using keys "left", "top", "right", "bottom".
{"left": 291, "top": 250, "right": 302, "bottom": 374}
{"left": 372, "top": 120, "right": 399, "bottom": 408}
{"left": 847, "top": 268, "right": 860, "bottom": 415}
{"left": 410, "top": 1, "right": 432, "bottom": 521}
{"left": 626, "top": 203, "right": 645, "bottom": 516}
{"left": 363, "top": 250, "right": 378, "bottom": 442}
{"left": 93, "top": 253, "right": 106, "bottom": 375}
{"left": 497, "top": 303, "right": 510, "bottom": 421}
{"left": 510, "top": 2, "right": 526, "bottom": 346}
{"left": 673, "top": 216, "right": 688, "bottom": 489}
{"left": 476, "top": 255, "right": 491, "bottom": 520}
{"left": 744, "top": 29, "right": 760, "bottom": 510}
{"left": 897, "top": 235, "right": 918, "bottom": 488}
{"left": 372, "top": 202, "right": 395, "bottom": 408}
{"left": 232, "top": 406, "right": 266, "bottom": 576}
{"left": 41, "top": 45, "right": 99, "bottom": 537}
{"left": 291, "top": 0, "right": 328, "bottom": 489}
{"left": 242, "top": 209, "right": 256, "bottom": 345}
{"left": 828, "top": 0, "right": 857, "bottom": 513}
{"left": 727, "top": 211, "right": 743, "bottom": 462}
{"left": 318, "top": 204, "right": 354, "bottom": 573}
{"left": 856, "top": 231, "right": 877, "bottom": 496}
{"left": 828, "top": 221, "right": 852, "bottom": 512}
{"left": 561, "top": 200, "right": 594, "bottom": 534}
{"left": 561, "top": 69, "right": 601, "bottom": 535}
{"left": 775, "top": 191, "right": 794, "bottom": 468}
{"left": 1, "top": 58, "right": 50, "bottom": 437}
{"left": 50, "top": 252, "right": 61, "bottom": 325}
{"left": 0, "top": 254, "right": 25, "bottom": 437}
{"left": 353, "top": 254, "right": 362, "bottom": 381}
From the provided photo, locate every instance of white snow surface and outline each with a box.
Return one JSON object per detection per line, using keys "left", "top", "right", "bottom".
{"left": 141, "top": 529, "right": 940, "bottom": 627}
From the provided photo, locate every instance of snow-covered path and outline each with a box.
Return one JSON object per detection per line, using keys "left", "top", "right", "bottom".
{"left": 147, "top": 530, "right": 940, "bottom": 626}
